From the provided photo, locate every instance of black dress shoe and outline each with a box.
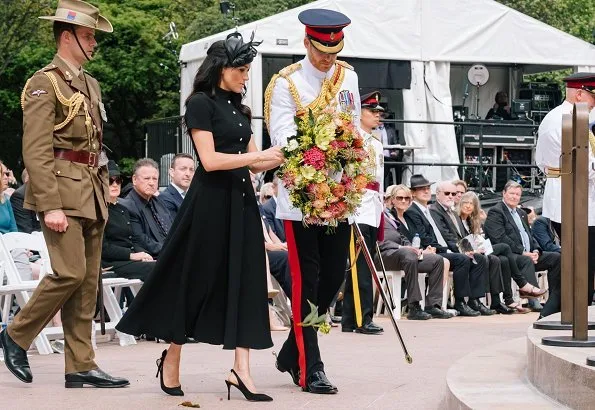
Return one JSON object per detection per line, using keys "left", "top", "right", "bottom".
{"left": 355, "top": 322, "right": 384, "bottom": 335}
{"left": 454, "top": 301, "right": 480, "bottom": 317}
{"left": 491, "top": 302, "right": 514, "bottom": 315}
{"left": 355, "top": 322, "right": 383, "bottom": 335}
{"left": 275, "top": 360, "right": 300, "bottom": 386}
{"left": 407, "top": 303, "right": 431, "bottom": 320}
{"left": 424, "top": 305, "right": 454, "bottom": 319}
{"left": 65, "top": 368, "right": 130, "bottom": 388}
{"left": 468, "top": 299, "right": 496, "bottom": 316}
{"left": 302, "top": 371, "right": 338, "bottom": 394}
{"left": 341, "top": 325, "right": 355, "bottom": 332}
{"left": 0, "top": 330, "right": 32, "bottom": 383}
{"left": 185, "top": 337, "right": 199, "bottom": 344}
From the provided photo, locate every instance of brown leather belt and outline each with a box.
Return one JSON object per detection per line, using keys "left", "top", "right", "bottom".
{"left": 54, "top": 148, "right": 98, "bottom": 167}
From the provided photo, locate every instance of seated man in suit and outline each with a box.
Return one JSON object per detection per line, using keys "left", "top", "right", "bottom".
{"left": 378, "top": 198, "right": 452, "bottom": 320}
{"left": 430, "top": 181, "right": 500, "bottom": 315}
{"left": 259, "top": 176, "right": 285, "bottom": 242}
{"left": 102, "top": 161, "right": 154, "bottom": 281}
{"left": 484, "top": 180, "right": 560, "bottom": 319}
{"left": 404, "top": 174, "right": 485, "bottom": 317}
{"left": 159, "top": 153, "right": 195, "bottom": 219}
{"left": 532, "top": 216, "right": 561, "bottom": 253}
{"left": 9, "top": 169, "right": 41, "bottom": 233}
{"left": 120, "top": 158, "right": 173, "bottom": 258}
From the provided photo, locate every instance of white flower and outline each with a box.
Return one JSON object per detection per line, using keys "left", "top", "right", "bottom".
{"left": 287, "top": 139, "right": 299, "bottom": 151}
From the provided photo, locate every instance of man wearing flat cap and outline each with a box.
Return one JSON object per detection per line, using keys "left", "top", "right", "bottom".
{"left": 535, "top": 72, "right": 595, "bottom": 316}
{"left": 0, "top": 0, "right": 128, "bottom": 388}
{"left": 265, "top": 8, "right": 360, "bottom": 395}
{"left": 341, "top": 91, "right": 385, "bottom": 336}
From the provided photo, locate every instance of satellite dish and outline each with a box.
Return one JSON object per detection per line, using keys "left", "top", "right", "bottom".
{"left": 163, "top": 22, "right": 179, "bottom": 40}
{"left": 467, "top": 64, "right": 489, "bottom": 86}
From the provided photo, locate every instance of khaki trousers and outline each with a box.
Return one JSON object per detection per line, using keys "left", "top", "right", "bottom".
{"left": 8, "top": 215, "right": 105, "bottom": 374}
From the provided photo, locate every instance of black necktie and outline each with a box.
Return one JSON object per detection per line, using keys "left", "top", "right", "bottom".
{"left": 148, "top": 200, "right": 169, "bottom": 237}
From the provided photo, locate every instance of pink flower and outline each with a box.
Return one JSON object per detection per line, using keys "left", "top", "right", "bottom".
{"left": 303, "top": 147, "right": 326, "bottom": 170}
{"left": 330, "top": 140, "right": 348, "bottom": 150}
{"left": 328, "top": 201, "right": 348, "bottom": 217}
{"left": 282, "top": 172, "right": 296, "bottom": 188}
{"left": 313, "top": 199, "right": 326, "bottom": 209}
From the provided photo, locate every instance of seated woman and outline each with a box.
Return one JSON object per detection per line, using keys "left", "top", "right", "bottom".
{"left": 457, "top": 192, "right": 540, "bottom": 314}
{"left": 102, "top": 161, "right": 154, "bottom": 282}
{"left": 377, "top": 184, "right": 452, "bottom": 320}
{"left": 0, "top": 160, "right": 41, "bottom": 282}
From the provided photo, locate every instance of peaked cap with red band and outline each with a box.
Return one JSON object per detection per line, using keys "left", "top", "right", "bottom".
{"left": 564, "top": 72, "right": 595, "bottom": 94}
{"left": 361, "top": 90, "right": 384, "bottom": 111}
{"left": 298, "top": 9, "right": 351, "bottom": 54}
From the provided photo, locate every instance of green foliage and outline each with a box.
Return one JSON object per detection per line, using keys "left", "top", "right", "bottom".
{"left": 497, "top": 0, "right": 595, "bottom": 86}
{"left": 0, "top": 0, "right": 590, "bottom": 172}
{"left": 118, "top": 157, "right": 137, "bottom": 178}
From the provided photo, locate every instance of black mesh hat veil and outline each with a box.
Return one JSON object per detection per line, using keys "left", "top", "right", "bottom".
{"left": 222, "top": 31, "right": 262, "bottom": 67}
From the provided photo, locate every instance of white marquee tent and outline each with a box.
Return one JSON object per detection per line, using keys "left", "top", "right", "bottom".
{"left": 179, "top": 0, "right": 595, "bottom": 182}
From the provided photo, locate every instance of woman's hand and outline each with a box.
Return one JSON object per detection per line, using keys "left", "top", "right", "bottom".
{"left": 259, "top": 146, "right": 285, "bottom": 165}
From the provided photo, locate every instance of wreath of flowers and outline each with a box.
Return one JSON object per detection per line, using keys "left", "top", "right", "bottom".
{"left": 277, "top": 104, "right": 374, "bottom": 227}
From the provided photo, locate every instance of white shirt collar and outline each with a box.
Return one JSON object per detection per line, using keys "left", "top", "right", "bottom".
{"left": 413, "top": 201, "right": 429, "bottom": 213}
{"left": 171, "top": 182, "right": 186, "bottom": 196}
{"left": 301, "top": 56, "right": 333, "bottom": 81}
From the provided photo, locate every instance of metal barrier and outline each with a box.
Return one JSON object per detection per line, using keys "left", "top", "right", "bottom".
{"left": 144, "top": 115, "right": 540, "bottom": 191}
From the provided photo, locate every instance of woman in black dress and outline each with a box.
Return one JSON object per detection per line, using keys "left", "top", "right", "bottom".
{"left": 116, "top": 32, "right": 284, "bottom": 401}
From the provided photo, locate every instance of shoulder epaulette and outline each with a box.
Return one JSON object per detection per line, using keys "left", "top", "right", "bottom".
{"left": 336, "top": 60, "right": 353, "bottom": 70}
{"left": 264, "top": 63, "right": 302, "bottom": 131}
{"left": 39, "top": 63, "right": 59, "bottom": 73}
{"left": 279, "top": 62, "right": 302, "bottom": 78}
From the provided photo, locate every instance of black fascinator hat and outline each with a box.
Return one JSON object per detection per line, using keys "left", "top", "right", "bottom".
{"left": 223, "top": 31, "right": 262, "bottom": 67}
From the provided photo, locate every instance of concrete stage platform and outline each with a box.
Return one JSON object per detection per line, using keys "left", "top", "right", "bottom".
{"left": 447, "top": 307, "right": 595, "bottom": 409}
{"left": 0, "top": 313, "right": 538, "bottom": 409}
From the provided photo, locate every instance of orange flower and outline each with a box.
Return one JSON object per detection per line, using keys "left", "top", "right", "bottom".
{"left": 312, "top": 199, "right": 326, "bottom": 209}
{"left": 355, "top": 175, "right": 368, "bottom": 190}
{"left": 331, "top": 184, "right": 345, "bottom": 198}
{"left": 352, "top": 137, "right": 364, "bottom": 148}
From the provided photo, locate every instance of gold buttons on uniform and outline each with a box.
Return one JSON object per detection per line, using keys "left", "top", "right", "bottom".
{"left": 233, "top": 111, "right": 236, "bottom": 114}
{"left": 242, "top": 178, "right": 246, "bottom": 182}
{"left": 240, "top": 138, "right": 243, "bottom": 141}
{"left": 239, "top": 123, "right": 243, "bottom": 127}
{"left": 228, "top": 100, "right": 231, "bottom": 104}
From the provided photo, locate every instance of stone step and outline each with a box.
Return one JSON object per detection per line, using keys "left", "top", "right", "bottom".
{"left": 445, "top": 337, "right": 566, "bottom": 409}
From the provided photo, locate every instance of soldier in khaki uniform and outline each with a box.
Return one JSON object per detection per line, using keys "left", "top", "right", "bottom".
{"left": 0, "top": 0, "right": 129, "bottom": 388}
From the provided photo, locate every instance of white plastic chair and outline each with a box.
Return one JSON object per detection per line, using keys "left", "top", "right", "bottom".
{"left": 30, "top": 231, "right": 138, "bottom": 347}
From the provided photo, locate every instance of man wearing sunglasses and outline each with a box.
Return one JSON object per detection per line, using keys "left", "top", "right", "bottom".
{"left": 430, "top": 181, "right": 499, "bottom": 315}
{"left": 404, "top": 175, "right": 486, "bottom": 317}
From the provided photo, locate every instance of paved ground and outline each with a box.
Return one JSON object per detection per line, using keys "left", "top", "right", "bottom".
{"left": 0, "top": 313, "right": 538, "bottom": 409}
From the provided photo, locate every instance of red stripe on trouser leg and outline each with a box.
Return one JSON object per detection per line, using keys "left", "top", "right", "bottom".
{"left": 284, "top": 220, "right": 307, "bottom": 387}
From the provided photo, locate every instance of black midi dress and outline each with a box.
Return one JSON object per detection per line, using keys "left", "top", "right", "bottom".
{"left": 116, "top": 88, "right": 272, "bottom": 349}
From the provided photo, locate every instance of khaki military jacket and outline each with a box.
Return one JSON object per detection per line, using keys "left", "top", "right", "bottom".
{"left": 21, "top": 55, "right": 109, "bottom": 221}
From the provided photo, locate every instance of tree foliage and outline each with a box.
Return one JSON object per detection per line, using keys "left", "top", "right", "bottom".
{"left": 0, "top": 0, "right": 591, "bottom": 171}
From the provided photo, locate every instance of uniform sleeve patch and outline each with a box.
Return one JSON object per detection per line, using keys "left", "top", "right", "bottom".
{"left": 31, "top": 89, "right": 48, "bottom": 97}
